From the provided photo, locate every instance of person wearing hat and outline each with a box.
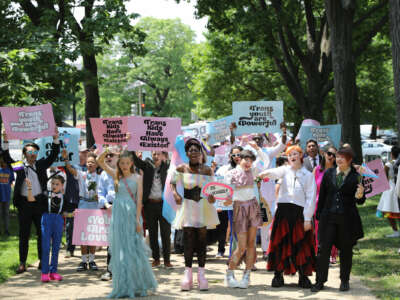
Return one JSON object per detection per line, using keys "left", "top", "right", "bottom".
{"left": 171, "top": 138, "right": 219, "bottom": 291}
{"left": 1, "top": 130, "right": 60, "bottom": 274}
{"left": 311, "top": 147, "right": 365, "bottom": 292}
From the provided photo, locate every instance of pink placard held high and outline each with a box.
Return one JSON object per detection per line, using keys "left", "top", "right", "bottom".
{"left": 72, "top": 209, "right": 111, "bottom": 246}
{"left": 90, "top": 116, "right": 129, "bottom": 145}
{"left": 362, "top": 159, "right": 390, "bottom": 198}
{"left": 0, "top": 103, "right": 56, "bottom": 140}
{"left": 127, "top": 116, "right": 181, "bottom": 151}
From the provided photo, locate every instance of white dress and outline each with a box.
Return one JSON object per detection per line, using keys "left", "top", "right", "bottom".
{"left": 377, "top": 161, "right": 400, "bottom": 213}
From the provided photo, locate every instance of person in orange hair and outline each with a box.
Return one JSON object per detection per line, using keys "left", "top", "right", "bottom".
{"left": 258, "top": 145, "right": 317, "bottom": 289}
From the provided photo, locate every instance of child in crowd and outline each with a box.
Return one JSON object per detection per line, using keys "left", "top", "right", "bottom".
{"left": 27, "top": 175, "right": 65, "bottom": 282}
{"left": 0, "top": 152, "right": 14, "bottom": 236}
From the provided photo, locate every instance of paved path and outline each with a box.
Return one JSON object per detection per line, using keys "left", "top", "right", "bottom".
{"left": 0, "top": 246, "right": 376, "bottom": 299}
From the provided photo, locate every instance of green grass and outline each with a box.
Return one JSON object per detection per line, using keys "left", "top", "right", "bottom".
{"left": 0, "top": 205, "right": 40, "bottom": 283}
{"left": 352, "top": 195, "right": 400, "bottom": 299}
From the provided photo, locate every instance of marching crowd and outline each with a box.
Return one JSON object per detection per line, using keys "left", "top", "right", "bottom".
{"left": 1, "top": 121, "right": 399, "bottom": 299}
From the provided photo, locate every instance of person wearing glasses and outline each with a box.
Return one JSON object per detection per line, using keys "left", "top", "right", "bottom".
{"left": 313, "top": 145, "right": 338, "bottom": 264}
{"left": 311, "top": 147, "right": 365, "bottom": 292}
{"left": 258, "top": 145, "right": 317, "bottom": 289}
{"left": 171, "top": 138, "right": 219, "bottom": 291}
{"left": 303, "top": 139, "right": 322, "bottom": 172}
{"left": 1, "top": 130, "right": 60, "bottom": 274}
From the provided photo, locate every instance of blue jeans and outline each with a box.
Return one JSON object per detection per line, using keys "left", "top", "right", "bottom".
{"left": 41, "top": 213, "right": 64, "bottom": 274}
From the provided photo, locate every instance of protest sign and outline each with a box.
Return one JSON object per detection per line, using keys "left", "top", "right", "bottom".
{"left": 362, "top": 159, "right": 390, "bottom": 198}
{"left": 202, "top": 181, "right": 234, "bottom": 201}
{"left": 299, "top": 124, "right": 342, "bottom": 149}
{"left": 233, "top": 101, "right": 283, "bottom": 135}
{"left": 72, "top": 209, "right": 111, "bottom": 246}
{"left": 295, "top": 119, "right": 320, "bottom": 141}
{"left": 35, "top": 127, "right": 80, "bottom": 167}
{"left": 182, "top": 122, "right": 208, "bottom": 140}
{"left": 0, "top": 103, "right": 56, "bottom": 140}
{"left": 127, "top": 116, "right": 181, "bottom": 151}
{"left": 90, "top": 117, "right": 128, "bottom": 145}
{"left": 207, "top": 116, "right": 233, "bottom": 145}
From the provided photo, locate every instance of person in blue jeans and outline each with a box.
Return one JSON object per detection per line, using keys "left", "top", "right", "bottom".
{"left": 0, "top": 153, "right": 14, "bottom": 236}
{"left": 27, "top": 175, "right": 66, "bottom": 282}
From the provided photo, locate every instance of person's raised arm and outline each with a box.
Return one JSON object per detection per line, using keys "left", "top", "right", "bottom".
{"left": 42, "top": 127, "right": 61, "bottom": 169}
{"left": 96, "top": 150, "right": 116, "bottom": 180}
{"left": 62, "top": 149, "right": 77, "bottom": 177}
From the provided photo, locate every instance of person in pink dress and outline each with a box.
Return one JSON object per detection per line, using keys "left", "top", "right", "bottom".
{"left": 314, "top": 145, "right": 338, "bottom": 264}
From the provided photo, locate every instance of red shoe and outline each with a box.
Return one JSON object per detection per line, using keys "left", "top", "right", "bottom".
{"left": 330, "top": 256, "right": 337, "bottom": 264}
{"left": 41, "top": 274, "right": 50, "bottom": 282}
{"left": 49, "top": 273, "right": 63, "bottom": 281}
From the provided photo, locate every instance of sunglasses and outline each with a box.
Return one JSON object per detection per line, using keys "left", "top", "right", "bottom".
{"left": 231, "top": 153, "right": 241, "bottom": 158}
{"left": 326, "top": 151, "right": 336, "bottom": 157}
{"left": 188, "top": 148, "right": 200, "bottom": 153}
{"left": 26, "top": 150, "right": 39, "bottom": 155}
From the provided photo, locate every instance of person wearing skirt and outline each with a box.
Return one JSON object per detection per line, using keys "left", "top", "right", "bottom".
{"left": 258, "top": 145, "right": 317, "bottom": 289}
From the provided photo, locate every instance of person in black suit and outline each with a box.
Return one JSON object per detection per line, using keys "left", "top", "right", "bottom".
{"left": 303, "top": 139, "right": 322, "bottom": 172}
{"left": 2, "top": 130, "right": 60, "bottom": 274}
{"left": 311, "top": 147, "right": 365, "bottom": 292}
{"left": 131, "top": 151, "right": 172, "bottom": 268}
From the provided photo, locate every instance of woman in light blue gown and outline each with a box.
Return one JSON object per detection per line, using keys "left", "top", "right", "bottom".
{"left": 98, "top": 150, "right": 157, "bottom": 298}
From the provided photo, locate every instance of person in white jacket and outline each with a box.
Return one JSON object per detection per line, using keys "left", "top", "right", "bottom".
{"left": 258, "top": 144, "right": 317, "bottom": 289}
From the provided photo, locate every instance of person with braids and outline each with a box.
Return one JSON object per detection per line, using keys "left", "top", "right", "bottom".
{"left": 97, "top": 150, "right": 157, "bottom": 298}
{"left": 258, "top": 145, "right": 317, "bottom": 289}
{"left": 171, "top": 138, "right": 219, "bottom": 291}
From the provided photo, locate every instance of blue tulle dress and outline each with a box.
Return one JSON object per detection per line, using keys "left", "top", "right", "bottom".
{"left": 108, "top": 175, "right": 157, "bottom": 298}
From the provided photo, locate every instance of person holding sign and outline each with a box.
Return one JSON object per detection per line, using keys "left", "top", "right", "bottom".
{"left": 1, "top": 130, "right": 60, "bottom": 274}
{"left": 170, "top": 138, "right": 219, "bottom": 291}
{"left": 223, "top": 142, "right": 269, "bottom": 289}
{"left": 97, "top": 150, "right": 157, "bottom": 298}
{"left": 311, "top": 147, "right": 365, "bottom": 292}
{"left": 64, "top": 152, "right": 101, "bottom": 272}
{"left": 258, "top": 145, "right": 317, "bottom": 289}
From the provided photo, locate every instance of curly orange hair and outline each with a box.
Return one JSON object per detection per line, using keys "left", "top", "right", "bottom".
{"left": 285, "top": 145, "right": 303, "bottom": 157}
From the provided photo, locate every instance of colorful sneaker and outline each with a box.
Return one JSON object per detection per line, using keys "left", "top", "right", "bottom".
{"left": 41, "top": 274, "right": 50, "bottom": 282}
{"left": 49, "top": 273, "right": 63, "bottom": 281}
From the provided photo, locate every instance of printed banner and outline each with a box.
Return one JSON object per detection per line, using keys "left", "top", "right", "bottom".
{"left": 362, "top": 159, "right": 390, "bottom": 198}
{"left": 72, "top": 209, "right": 111, "bottom": 246}
{"left": 127, "top": 116, "right": 181, "bottom": 151}
{"left": 295, "top": 119, "right": 320, "bottom": 141}
{"left": 202, "top": 181, "right": 234, "bottom": 211}
{"left": 207, "top": 116, "right": 233, "bottom": 145}
{"left": 34, "top": 127, "right": 80, "bottom": 167}
{"left": 299, "top": 124, "right": 342, "bottom": 149}
{"left": 89, "top": 117, "right": 128, "bottom": 145}
{"left": 182, "top": 122, "right": 208, "bottom": 140}
{"left": 233, "top": 101, "right": 283, "bottom": 135}
{"left": 0, "top": 103, "right": 56, "bottom": 140}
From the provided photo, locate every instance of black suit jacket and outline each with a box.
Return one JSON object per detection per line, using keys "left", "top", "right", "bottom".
{"left": 2, "top": 142, "right": 60, "bottom": 209}
{"left": 131, "top": 152, "right": 169, "bottom": 206}
{"left": 303, "top": 154, "right": 323, "bottom": 172}
{"left": 316, "top": 166, "right": 365, "bottom": 247}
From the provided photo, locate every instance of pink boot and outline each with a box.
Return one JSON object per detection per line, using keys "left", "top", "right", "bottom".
{"left": 197, "top": 267, "right": 208, "bottom": 291}
{"left": 41, "top": 274, "right": 50, "bottom": 282}
{"left": 181, "top": 267, "right": 193, "bottom": 291}
{"left": 49, "top": 273, "right": 63, "bottom": 281}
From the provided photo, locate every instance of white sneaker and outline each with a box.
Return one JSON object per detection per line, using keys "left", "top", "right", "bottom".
{"left": 215, "top": 252, "right": 224, "bottom": 258}
{"left": 225, "top": 270, "right": 239, "bottom": 288}
{"left": 398, "top": 248, "right": 400, "bottom": 255}
{"left": 386, "top": 231, "right": 400, "bottom": 238}
{"left": 237, "top": 270, "right": 251, "bottom": 289}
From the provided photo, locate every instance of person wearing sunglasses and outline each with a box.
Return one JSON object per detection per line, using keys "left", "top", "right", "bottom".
{"left": 1, "top": 129, "right": 60, "bottom": 274}
{"left": 313, "top": 145, "right": 338, "bottom": 264}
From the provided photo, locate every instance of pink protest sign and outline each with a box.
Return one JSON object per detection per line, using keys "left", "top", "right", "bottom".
{"left": 89, "top": 117, "right": 128, "bottom": 145}
{"left": 72, "top": 209, "right": 111, "bottom": 246}
{"left": 362, "top": 159, "right": 390, "bottom": 198}
{"left": 127, "top": 116, "right": 181, "bottom": 151}
{"left": 0, "top": 103, "right": 56, "bottom": 140}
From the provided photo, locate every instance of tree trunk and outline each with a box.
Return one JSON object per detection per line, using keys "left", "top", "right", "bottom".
{"left": 390, "top": 0, "right": 400, "bottom": 145}
{"left": 325, "top": 0, "right": 362, "bottom": 163}
{"left": 370, "top": 124, "right": 377, "bottom": 139}
{"left": 72, "top": 100, "right": 77, "bottom": 127}
{"left": 82, "top": 53, "right": 100, "bottom": 148}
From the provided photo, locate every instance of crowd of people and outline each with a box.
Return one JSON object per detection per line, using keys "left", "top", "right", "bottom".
{"left": 1, "top": 122, "right": 399, "bottom": 298}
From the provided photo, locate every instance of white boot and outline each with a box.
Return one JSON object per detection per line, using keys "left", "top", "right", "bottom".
{"left": 237, "top": 270, "right": 251, "bottom": 289}
{"left": 225, "top": 270, "right": 239, "bottom": 288}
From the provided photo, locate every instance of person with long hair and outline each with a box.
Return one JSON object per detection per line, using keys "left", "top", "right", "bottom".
{"left": 171, "top": 138, "right": 219, "bottom": 291}
{"left": 314, "top": 145, "right": 338, "bottom": 264}
{"left": 97, "top": 150, "right": 157, "bottom": 298}
{"left": 258, "top": 145, "right": 317, "bottom": 289}
{"left": 311, "top": 147, "right": 365, "bottom": 292}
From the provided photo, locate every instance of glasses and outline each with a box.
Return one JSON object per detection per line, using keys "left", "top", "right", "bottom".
{"left": 188, "top": 148, "right": 200, "bottom": 153}
{"left": 26, "top": 150, "right": 39, "bottom": 155}
{"left": 231, "top": 153, "right": 241, "bottom": 158}
{"left": 326, "top": 151, "right": 336, "bottom": 157}
{"left": 106, "top": 153, "right": 115, "bottom": 158}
